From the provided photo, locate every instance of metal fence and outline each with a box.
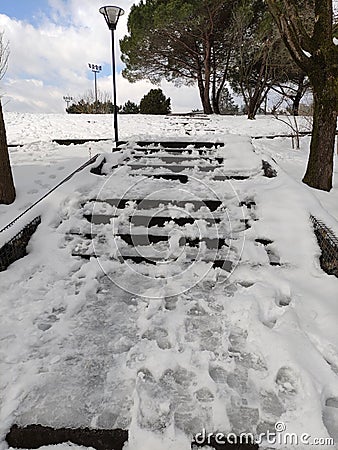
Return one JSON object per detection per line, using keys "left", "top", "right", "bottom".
{"left": 0, "top": 216, "right": 41, "bottom": 272}
{"left": 311, "top": 215, "right": 338, "bottom": 277}
{"left": 0, "top": 154, "right": 100, "bottom": 272}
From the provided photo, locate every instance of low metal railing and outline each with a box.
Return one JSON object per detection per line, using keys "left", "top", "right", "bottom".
{"left": 0, "top": 216, "right": 41, "bottom": 271}
{"left": 311, "top": 215, "right": 338, "bottom": 277}
{"left": 0, "top": 154, "right": 99, "bottom": 271}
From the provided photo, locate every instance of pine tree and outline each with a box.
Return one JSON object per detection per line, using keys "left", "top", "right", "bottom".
{"left": 139, "top": 89, "right": 171, "bottom": 115}
{"left": 120, "top": 0, "right": 237, "bottom": 114}
{"left": 120, "top": 100, "right": 140, "bottom": 114}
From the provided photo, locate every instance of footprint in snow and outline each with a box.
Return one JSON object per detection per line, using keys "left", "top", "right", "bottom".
{"left": 275, "top": 366, "right": 298, "bottom": 401}
{"left": 35, "top": 307, "right": 64, "bottom": 332}
{"left": 194, "top": 387, "right": 214, "bottom": 403}
{"left": 36, "top": 314, "right": 58, "bottom": 331}
{"left": 142, "top": 327, "right": 171, "bottom": 350}
{"left": 208, "top": 365, "right": 228, "bottom": 384}
{"left": 136, "top": 368, "right": 171, "bottom": 431}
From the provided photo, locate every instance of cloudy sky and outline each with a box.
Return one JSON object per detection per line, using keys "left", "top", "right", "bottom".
{"left": 0, "top": 0, "right": 201, "bottom": 113}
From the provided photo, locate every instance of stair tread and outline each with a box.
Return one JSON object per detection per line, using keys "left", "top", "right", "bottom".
{"left": 132, "top": 141, "right": 224, "bottom": 149}
{"left": 129, "top": 172, "right": 250, "bottom": 181}
{"left": 92, "top": 198, "right": 224, "bottom": 211}
{"left": 72, "top": 242, "right": 234, "bottom": 260}
{"left": 128, "top": 163, "right": 222, "bottom": 170}
{"left": 132, "top": 154, "right": 223, "bottom": 162}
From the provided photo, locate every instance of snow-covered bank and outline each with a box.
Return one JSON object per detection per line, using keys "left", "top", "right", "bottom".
{"left": 1, "top": 113, "right": 337, "bottom": 228}
{"left": 3, "top": 113, "right": 313, "bottom": 144}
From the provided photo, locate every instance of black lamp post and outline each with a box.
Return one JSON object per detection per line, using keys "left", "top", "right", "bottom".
{"left": 99, "top": 5, "right": 125, "bottom": 146}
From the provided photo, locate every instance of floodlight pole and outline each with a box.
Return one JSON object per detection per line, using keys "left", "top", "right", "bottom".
{"left": 88, "top": 64, "right": 102, "bottom": 111}
{"left": 63, "top": 95, "right": 73, "bottom": 111}
{"left": 99, "top": 6, "right": 125, "bottom": 147}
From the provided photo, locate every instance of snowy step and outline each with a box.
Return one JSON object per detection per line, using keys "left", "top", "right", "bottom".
{"left": 113, "top": 226, "right": 230, "bottom": 249}
{"left": 6, "top": 425, "right": 128, "bottom": 450}
{"left": 81, "top": 215, "right": 248, "bottom": 231}
{"left": 127, "top": 216, "right": 249, "bottom": 231}
{"left": 72, "top": 236, "right": 233, "bottom": 257}
{"left": 130, "top": 173, "right": 190, "bottom": 183}
{"left": 84, "top": 213, "right": 222, "bottom": 227}
{"left": 132, "top": 147, "right": 214, "bottom": 156}
{"left": 129, "top": 214, "right": 221, "bottom": 227}
{"left": 129, "top": 172, "right": 250, "bottom": 182}
{"left": 72, "top": 241, "right": 234, "bottom": 271}
{"left": 116, "top": 224, "right": 225, "bottom": 238}
{"left": 93, "top": 198, "right": 224, "bottom": 212}
{"left": 117, "top": 234, "right": 228, "bottom": 249}
{"left": 82, "top": 205, "right": 250, "bottom": 229}
{"left": 84, "top": 214, "right": 113, "bottom": 225}
{"left": 70, "top": 224, "right": 232, "bottom": 248}
{"left": 132, "top": 141, "right": 224, "bottom": 149}
{"left": 132, "top": 154, "right": 225, "bottom": 164}
{"left": 128, "top": 163, "right": 221, "bottom": 173}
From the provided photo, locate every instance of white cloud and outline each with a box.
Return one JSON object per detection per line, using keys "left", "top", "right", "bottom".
{"left": 0, "top": 1, "right": 201, "bottom": 113}
{"left": 2, "top": 78, "right": 63, "bottom": 113}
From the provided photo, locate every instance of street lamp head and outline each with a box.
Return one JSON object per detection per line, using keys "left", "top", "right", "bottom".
{"left": 99, "top": 6, "right": 125, "bottom": 30}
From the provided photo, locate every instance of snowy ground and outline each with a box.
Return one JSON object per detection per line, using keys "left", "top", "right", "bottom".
{"left": 0, "top": 113, "right": 338, "bottom": 450}
{"left": 1, "top": 113, "right": 337, "bottom": 230}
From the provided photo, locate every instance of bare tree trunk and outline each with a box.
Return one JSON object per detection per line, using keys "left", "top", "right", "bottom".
{"left": 266, "top": 0, "right": 338, "bottom": 191}
{"left": 0, "top": 100, "right": 15, "bottom": 204}
{"left": 203, "top": 70, "right": 213, "bottom": 114}
{"left": 292, "top": 73, "right": 306, "bottom": 116}
{"left": 302, "top": 77, "right": 337, "bottom": 191}
{"left": 202, "top": 36, "right": 213, "bottom": 115}
{"left": 247, "top": 100, "right": 257, "bottom": 120}
{"left": 247, "top": 83, "right": 267, "bottom": 120}
{"left": 215, "top": 49, "right": 232, "bottom": 115}
{"left": 196, "top": 66, "right": 207, "bottom": 114}
{"left": 203, "top": 85, "right": 213, "bottom": 114}
{"left": 211, "top": 48, "right": 220, "bottom": 114}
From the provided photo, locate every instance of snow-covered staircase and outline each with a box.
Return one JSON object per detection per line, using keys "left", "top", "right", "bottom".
{"left": 69, "top": 141, "right": 258, "bottom": 273}
{"left": 10, "top": 137, "right": 334, "bottom": 450}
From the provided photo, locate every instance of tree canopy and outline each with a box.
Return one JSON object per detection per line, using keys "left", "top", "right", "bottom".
{"left": 120, "top": 0, "right": 238, "bottom": 114}
{"left": 120, "top": 0, "right": 302, "bottom": 117}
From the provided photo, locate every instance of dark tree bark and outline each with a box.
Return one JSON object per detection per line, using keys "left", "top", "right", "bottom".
{"left": 196, "top": 59, "right": 210, "bottom": 114}
{"left": 211, "top": 48, "right": 220, "bottom": 114}
{"left": 196, "top": 54, "right": 213, "bottom": 114}
{"left": 303, "top": 69, "right": 337, "bottom": 190}
{"left": 292, "top": 73, "right": 306, "bottom": 116}
{"left": 247, "top": 87, "right": 266, "bottom": 120}
{"left": 202, "top": 35, "right": 213, "bottom": 115}
{"left": 267, "top": 0, "right": 338, "bottom": 191}
{"left": 213, "top": 47, "right": 233, "bottom": 115}
{"left": 0, "top": 99, "right": 16, "bottom": 204}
